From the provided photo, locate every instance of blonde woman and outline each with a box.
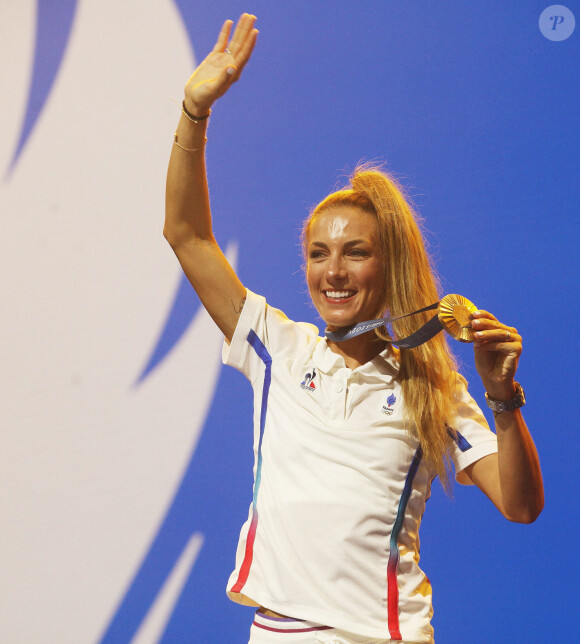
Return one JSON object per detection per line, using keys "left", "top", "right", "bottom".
{"left": 164, "top": 14, "right": 543, "bottom": 644}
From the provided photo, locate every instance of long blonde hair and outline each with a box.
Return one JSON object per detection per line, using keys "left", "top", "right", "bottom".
{"left": 304, "top": 165, "right": 458, "bottom": 489}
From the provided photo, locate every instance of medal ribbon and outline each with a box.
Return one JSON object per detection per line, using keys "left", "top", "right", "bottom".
{"left": 325, "top": 301, "right": 444, "bottom": 348}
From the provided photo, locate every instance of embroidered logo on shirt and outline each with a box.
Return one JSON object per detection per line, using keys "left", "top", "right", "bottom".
{"left": 381, "top": 393, "right": 397, "bottom": 415}
{"left": 300, "top": 368, "right": 317, "bottom": 391}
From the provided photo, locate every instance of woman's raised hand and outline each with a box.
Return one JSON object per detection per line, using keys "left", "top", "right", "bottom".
{"left": 471, "top": 310, "right": 522, "bottom": 400}
{"left": 184, "top": 13, "right": 258, "bottom": 117}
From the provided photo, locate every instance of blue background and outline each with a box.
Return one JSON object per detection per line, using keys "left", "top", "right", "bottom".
{"left": 22, "top": 1, "right": 579, "bottom": 642}
{"left": 121, "top": 2, "right": 580, "bottom": 642}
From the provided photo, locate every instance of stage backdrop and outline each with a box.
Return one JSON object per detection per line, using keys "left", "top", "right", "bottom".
{"left": 1, "top": 1, "right": 578, "bottom": 642}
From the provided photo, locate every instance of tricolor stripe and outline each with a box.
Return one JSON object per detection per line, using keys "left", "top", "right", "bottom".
{"left": 253, "top": 622, "right": 332, "bottom": 634}
{"left": 253, "top": 612, "right": 332, "bottom": 633}
{"left": 387, "top": 446, "right": 423, "bottom": 640}
{"left": 231, "top": 330, "right": 272, "bottom": 594}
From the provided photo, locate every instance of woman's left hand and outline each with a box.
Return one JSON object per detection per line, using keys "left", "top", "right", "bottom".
{"left": 471, "top": 310, "right": 522, "bottom": 399}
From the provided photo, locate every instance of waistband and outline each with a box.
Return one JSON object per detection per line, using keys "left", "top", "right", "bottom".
{"left": 253, "top": 609, "right": 332, "bottom": 634}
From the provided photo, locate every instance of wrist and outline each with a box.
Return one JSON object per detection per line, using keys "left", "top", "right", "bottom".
{"left": 484, "top": 380, "right": 517, "bottom": 401}
{"left": 183, "top": 97, "right": 211, "bottom": 121}
{"left": 174, "top": 102, "right": 210, "bottom": 153}
{"left": 485, "top": 382, "right": 525, "bottom": 416}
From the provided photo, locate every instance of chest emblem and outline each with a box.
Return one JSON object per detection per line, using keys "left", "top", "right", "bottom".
{"left": 300, "top": 368, "right": 317, "bottom": 391}
{"left": 381, "top": 392, "right": 397, "bottom": 415}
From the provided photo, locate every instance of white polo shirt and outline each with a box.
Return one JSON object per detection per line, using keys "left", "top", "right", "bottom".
{"left": 223, "top": 290, "right": 498, "bottom": 642}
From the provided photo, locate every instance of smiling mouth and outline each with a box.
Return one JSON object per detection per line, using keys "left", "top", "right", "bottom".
{"left": 323, "top": 290, "right": 356, "bottom": 301}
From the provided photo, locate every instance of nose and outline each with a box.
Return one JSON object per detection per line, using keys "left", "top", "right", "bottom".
{"left": 326, "top": 254, "right": 347, "bottom": 281}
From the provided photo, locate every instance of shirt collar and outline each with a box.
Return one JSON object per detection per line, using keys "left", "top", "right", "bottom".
{"left": 312, "top": 338, "right": 400, "bottom": 380}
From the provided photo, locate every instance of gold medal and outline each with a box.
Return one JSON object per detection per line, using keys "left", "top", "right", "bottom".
{"left": 437, "top": 294, "right": 477, "bottom": 343}
{"left": 327, "top": 293, "right": 479, "bottom": 347}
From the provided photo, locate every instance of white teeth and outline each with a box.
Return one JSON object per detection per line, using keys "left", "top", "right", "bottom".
{"left": 325, "top": 291, "right": 354, "bottom": 299}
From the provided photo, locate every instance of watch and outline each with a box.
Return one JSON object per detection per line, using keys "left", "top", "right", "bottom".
{"left": 485, "top": 382, "right": 526, "bottom": 415}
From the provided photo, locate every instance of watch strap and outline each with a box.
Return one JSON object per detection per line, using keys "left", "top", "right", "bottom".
{"left": 485, "top": 382, "right": 526, "bottom": 415}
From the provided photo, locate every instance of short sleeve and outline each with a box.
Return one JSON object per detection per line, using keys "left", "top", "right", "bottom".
{"left": 222, "top": 290, "right": 267, "bottom": 382}
{"left": 449, "top": 375, "right": 498, "bottom": 485}
{"left": 222, "top": 289, "right": 319, "bottom": 384}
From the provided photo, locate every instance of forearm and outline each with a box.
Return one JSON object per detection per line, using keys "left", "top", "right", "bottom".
{"left": 159, "top": 14, "right": 256, "bottom": 340}
{"left": 164, "top": 13, "right": 257, "bottom": 248}
{"left": 494, "top": 408, "right": 544, "bottom": 523}
{"left": 164, "top": 107, "right": 213, "bottom": 247}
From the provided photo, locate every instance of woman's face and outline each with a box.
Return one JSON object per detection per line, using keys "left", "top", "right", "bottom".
{"left": 306, "top": 206, "right": 385, "bottom": 329}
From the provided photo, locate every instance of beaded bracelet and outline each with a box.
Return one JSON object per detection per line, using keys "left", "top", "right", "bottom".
{"left": 182, "top": 100, "right": 211, "bottom": 123}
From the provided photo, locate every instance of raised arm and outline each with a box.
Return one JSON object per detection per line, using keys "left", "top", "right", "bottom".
{"left": 164, "top": 14, "right": 258, "bottom": 341}
{"left": 462, "top": 310, "right": 544, "bottom": 523}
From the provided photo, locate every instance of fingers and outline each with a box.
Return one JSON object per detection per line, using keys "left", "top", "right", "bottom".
{"left": 472, "top": 312, "right": 518, "bottom": 343}
{"left": 213, "top": 19, "right": 233, "bottom": 52}
{"left": 473, "top": 332, "right": 521, "bottom": 352}
{"left": 229, "top": 28, "right": 258, "bottom": 80}
{"left": 470, "top": 310, "right": 521, "bottom": 348}
{"left": 228, "top": 13, "right": 257, "bottom": 56}
{"left": 472, "top": 309, "right": 497, "bottom": 322}
{"left": 220, "top": 14, "right": 258, "bottom": 79}
{"left": 213, "top": 13, "right": 257, "bottom": 55}
{"left": 209, "top": 14, "right": 258, "bottom": 84}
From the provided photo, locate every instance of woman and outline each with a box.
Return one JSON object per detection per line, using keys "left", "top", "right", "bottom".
{"left": 164, "top": 14, "right": 543, "bottom": 644}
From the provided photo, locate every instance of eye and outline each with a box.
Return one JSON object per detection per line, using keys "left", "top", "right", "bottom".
{"left": 308, "top": 249, "right": 326, "bottom": 260}
{"left": 349, "top": 248, "right": 369, "bottom": 258}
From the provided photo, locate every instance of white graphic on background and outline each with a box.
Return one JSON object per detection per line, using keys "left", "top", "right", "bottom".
{"left": 0, "top": 1, "right": 228, "bottom": 642}
{"left": 132, "top": 533, "right": 205, "bottom": 644}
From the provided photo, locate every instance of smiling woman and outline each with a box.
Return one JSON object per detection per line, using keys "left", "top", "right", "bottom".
{"left": 302, "top": 167, "right": 461, "bottom": 489}
{"left": 163, "top": 12, "right": 543, "bottom": 644}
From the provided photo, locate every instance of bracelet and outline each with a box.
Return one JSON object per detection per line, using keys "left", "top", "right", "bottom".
{"left": 173, "top": 132, "right": 207, "bottom": 152}
{"left": 182, "top": 100, "right": 211, "bottom": 123}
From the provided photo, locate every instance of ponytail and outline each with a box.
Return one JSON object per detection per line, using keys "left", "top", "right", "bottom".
{"left": 304, "top": 164, "right": 458, "bottom": 489}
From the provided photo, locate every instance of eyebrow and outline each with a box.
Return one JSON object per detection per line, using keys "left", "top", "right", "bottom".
{"left": 308, "top": 239, "right": 371, "bottom": 249}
